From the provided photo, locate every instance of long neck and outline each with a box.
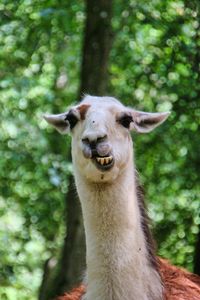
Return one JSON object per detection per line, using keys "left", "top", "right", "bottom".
{"left": 74, "top": 163, "right": 163, "bottom": 300}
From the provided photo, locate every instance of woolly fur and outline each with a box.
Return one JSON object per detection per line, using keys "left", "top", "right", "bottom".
{"left": 45, "top": 96, "right": 200, "bottom": 300}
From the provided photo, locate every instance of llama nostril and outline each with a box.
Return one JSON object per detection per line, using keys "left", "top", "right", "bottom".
{"left": 82, "top": 134, "right": 107, "bottom": 145}
{"left": 82, "top": 138, "right": 90, "bottom": 144}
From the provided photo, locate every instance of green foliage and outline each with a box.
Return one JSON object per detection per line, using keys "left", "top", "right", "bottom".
{"left": 111, "top": 0, "right": 200, "bottom": 271}
{"left": 0, "top": 0, "right": 84, "bottom": 299}
{"left": 0, "top": 0, "right": 200, "bottom": 299}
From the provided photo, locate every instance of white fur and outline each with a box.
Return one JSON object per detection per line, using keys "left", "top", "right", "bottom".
{"left": 72, "top": 96, "right": 163, "bottom": 300}
{"left": 74, "top": 161, "right": 163, "bottom": 300}
{"left": 44, "top": 95, "right": 168, "bottom": 300}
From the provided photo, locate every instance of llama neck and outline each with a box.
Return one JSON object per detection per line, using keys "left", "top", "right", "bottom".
{"left": 75, "top": 163, "right": 163, "bottom": 300}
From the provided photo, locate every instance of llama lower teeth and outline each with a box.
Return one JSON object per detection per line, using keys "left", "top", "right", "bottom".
{"left": 96, "top": 156, "right": 113, "bottom": 165}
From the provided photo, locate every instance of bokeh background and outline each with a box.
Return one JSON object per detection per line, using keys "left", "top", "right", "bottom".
{"left": 0, "top": 0, "right": 200, "bottom": 299}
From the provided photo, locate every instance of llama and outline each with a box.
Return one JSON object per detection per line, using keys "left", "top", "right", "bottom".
{"left": 44, "top": 95, "right": 200, "bottom": 300}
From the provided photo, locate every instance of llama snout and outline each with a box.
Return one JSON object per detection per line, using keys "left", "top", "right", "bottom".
{"left": 81, "top": 133, "right": 111, "bottom": 159}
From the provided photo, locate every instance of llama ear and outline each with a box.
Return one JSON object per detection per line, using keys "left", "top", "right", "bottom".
{"left": 130, "top": 110, "right": 170, "bottom": 133}
{"left": 43, "top": 109, "right": 80, "bottom": 134}
{"left": 43, "top": 112, "right": 70, "bottom": 134}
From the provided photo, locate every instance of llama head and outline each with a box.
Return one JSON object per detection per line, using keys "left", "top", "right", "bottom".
{"left": 44, "top": 95, "right": 169, "bottom": 182}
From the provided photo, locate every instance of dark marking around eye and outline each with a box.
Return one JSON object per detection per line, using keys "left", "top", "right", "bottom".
{"left": 117, "top": 114, "right": 133, "bottom": 129}
{"left": 65, "top": 110, "right": 79, "bottom": 130}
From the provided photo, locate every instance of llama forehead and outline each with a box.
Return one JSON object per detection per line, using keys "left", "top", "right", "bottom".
{"left": 81, "top": 95, "right": 124, "bottom": 107}
{"left": 81, "top": 95, "right": 125, "bottom": 113}
{"left": 79, "top": 95, "right": 126, "bottom": 126}
{"left": 85, "top": 107, "right": 115, "bottom": 125}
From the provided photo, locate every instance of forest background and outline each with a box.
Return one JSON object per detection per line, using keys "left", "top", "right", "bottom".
{"left": 0, "top": 0, "right": 200, "bottom": 299}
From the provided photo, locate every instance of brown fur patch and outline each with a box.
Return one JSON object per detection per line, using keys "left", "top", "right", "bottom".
{"left": 55, "top": 285, "right": 85, "bottom": 300}
{"left": 159, "top": 258, "right": 200, "bottom": 300}
{"left": 77, "top": 104, "right": 90, "bottom": 120}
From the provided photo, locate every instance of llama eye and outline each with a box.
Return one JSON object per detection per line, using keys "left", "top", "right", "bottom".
{"left": 65, "top": 110, "right": 79, "bottom": 130}
{"left": 118, "top": 115, "right": 133, "bottom": 129}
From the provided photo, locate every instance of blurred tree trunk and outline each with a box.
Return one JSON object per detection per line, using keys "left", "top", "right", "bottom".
{"left": 79, "top": 0, "right": 113, "bottom": 96}
{"left": 39, "top": 1, "right": 113, "bottom": 299}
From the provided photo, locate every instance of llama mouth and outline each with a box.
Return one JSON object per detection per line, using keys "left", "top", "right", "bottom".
{"left": 93, "top": 155, "right": 114, "bottom": 171}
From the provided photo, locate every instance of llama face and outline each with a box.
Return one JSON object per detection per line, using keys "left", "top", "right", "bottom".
{"left": 44, "top": 95, "right": 169, "bottom": 183}
{"left": 71, "top": 97, "right": 134, "bottom": 182}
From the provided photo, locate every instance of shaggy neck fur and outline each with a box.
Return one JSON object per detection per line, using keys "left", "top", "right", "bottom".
{"left": 74, "top": 152, "right": 163, "bottom": 300}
